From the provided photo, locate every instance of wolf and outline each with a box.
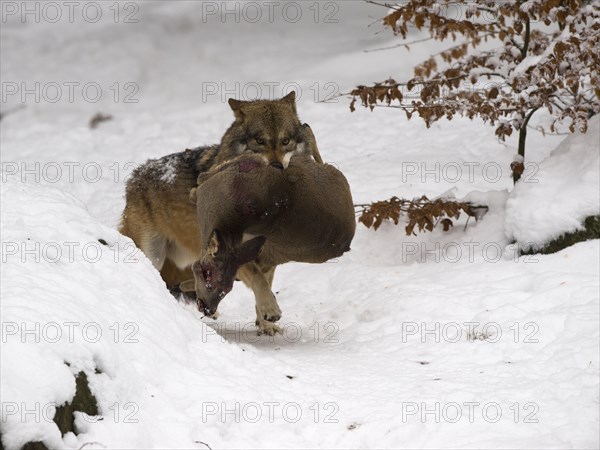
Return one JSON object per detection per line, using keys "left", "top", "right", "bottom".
{"left": 119, "top": 92, "right": 324, "bottom": 334}
{"left": 181, "top": 91, "right": 322, "bottom": 175}
{"left": 218, "top": 91, "right": 323, "bottom": 167}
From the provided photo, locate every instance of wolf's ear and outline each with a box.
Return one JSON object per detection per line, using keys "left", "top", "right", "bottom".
{"left": 282, "top": 90, "right": 297, "bottom": 107}
{"left": 207, "top": 229, "right": 225, "bottom": 257}
{"left": 236, "top": 236, "right": 266, "bottom": 265}
{"left": 228, "top": 98, "right": 246, "bottom": 121}
{"left": 281, "top": 91, "right": 297, "bottom": 114}
{"left": 282, "top": 91, "right": 296, "bottom": 103}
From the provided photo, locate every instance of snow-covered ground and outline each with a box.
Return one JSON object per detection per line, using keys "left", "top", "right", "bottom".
{"left": 1, "top": 2, "right": 599, "bottom": 449}
{"left": 505, "top": 116, "right": 600, "bottom": 250}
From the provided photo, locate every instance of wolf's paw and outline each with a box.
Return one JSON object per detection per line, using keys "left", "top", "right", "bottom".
{"left": 258, "top": 302, "right": 282, "bottom": 323}
{"left": 257, "top": 321, "right": 282, "bottom": 336}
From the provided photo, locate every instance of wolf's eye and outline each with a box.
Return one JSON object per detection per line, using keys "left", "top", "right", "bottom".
{"left": 255, "top": 138, "right": 265, "bottom": 145}
{"left": 281, "top": 138, "right": 290, "bottom": 146}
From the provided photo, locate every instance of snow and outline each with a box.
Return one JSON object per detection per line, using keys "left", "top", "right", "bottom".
{"left": 1, "top": 2, "right": 599, "bottom": 449}
{"left": 143, "top": 154, "right": 181, "bottom": 184}
{"left": 505, "top": 115, "right": 600, "bottom": 250}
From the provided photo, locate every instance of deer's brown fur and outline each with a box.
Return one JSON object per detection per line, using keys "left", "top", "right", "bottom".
{"left": 188, "top": 153, "right": 355, "bottom": 334}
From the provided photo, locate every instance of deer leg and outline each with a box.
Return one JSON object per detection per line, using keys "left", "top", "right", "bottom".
{"left": 303, "top": 123, "right": 324, "bottom": 164}
{"left": 311, "top": 147, "right": 324, "bottom": 164}
{"left": 237, "top": 262, "right": 282, "bottom": 336}
{"left": 179, "top": 279, "right": 196, "bottom": 292}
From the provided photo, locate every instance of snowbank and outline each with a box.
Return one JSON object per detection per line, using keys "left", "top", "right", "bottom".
{"left": 0, "top": 182, "right": 248, "bottom": 449}
{"left": 505, "top": 116, "right": 600, "bottom": 250}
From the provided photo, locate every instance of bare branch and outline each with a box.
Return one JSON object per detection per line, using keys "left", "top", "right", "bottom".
{"left": 364, "top": 35, "right": 435, "bottom": 53}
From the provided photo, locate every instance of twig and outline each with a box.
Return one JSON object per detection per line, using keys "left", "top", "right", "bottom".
{"left": 463, "top": 215, "right": 470, "bottom": 231}
{"left": 0, "top": 104, "right": 25, "bottom": 122}
{"left": 365, "top": 0, "right": 401, "bottom": 10}
{"left": 365, "top": 35, "right": 434, "bottom": 53}
{"left": 79, "top": 443, "right": 107, "bottom": 450}
{"left": 527, "top": 124, "right": 569, "bottom": 136}
{"left": 89, "top": 113, "right": 113, "bottom": 129}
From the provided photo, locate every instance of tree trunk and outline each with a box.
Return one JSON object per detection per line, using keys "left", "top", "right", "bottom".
{"left": 513, "top": 107, "right": 539, "bottom": 184}
{"left": 513, "top": 126, "right": 527, "bottom": 183}
{"left": 513, "top": 13, "right": 533, "bottom": 184}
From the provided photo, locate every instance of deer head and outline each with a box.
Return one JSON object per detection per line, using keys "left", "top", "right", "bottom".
{"left": 192, "top": 230, "right": 266, "bottom": 317}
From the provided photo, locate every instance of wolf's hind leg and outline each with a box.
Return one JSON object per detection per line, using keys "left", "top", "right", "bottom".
{"left": 140, "top": 232, "right": 168, "bottom": 270}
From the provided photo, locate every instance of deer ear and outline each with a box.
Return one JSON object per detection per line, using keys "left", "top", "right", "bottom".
{"left": 207, "top": 229, "right": 224, "bottom": 257}
{"left": 228, "top": 98, "right": 246, "bottom": 121}
{"left": 237, "top": 236, "right": 266, "bottom": 265}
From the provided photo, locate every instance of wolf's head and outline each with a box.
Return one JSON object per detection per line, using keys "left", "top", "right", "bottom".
{"left": 192, "top": 230, "right": 266, "bottom": 317}
{"left": 219, "top": 91, "right": 310, "bottom": 168}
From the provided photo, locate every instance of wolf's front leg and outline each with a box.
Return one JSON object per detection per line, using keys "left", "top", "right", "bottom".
{"left": 255, "top": 305, "right": 282, "bottom": 336}
{"left": 237, "top": 262, "right": 282, "bottom": 335}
